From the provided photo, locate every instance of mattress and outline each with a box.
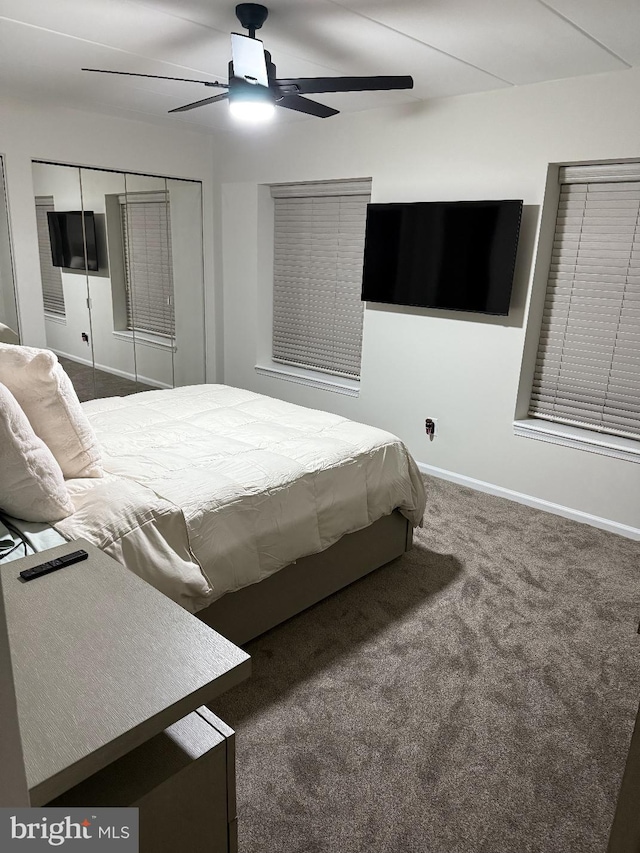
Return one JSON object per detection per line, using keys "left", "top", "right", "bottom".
{"left": 55, "top": 385, "right": 426, "bottom": 612}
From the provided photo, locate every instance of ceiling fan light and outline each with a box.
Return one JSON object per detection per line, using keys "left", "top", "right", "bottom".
{"left": 229, "top": 98, "right": 275, "bottom": 122}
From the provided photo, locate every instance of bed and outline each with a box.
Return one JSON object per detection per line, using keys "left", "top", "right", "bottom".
{"left": 9, "top": 381, "right": 427, "bottom": 645}
{"left": 58, "top": 384, "right": 426, "bottom": 643}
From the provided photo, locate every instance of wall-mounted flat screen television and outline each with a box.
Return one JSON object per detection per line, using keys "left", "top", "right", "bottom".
{"left": 47, "top": 210, "right": 99, "bottom": 272}
{"left": 360, "top": 199, "right": 523, "bottom": 315}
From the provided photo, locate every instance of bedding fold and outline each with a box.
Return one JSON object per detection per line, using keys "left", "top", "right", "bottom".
{"left": 56, "top": 474, "right": 213, "bottom": 613}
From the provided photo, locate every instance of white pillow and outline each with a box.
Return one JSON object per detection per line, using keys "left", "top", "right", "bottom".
{"left": 0, "top": 383, "right": 75, "bottom": 522}
{"left": 0, "top": 343, "right": 102, "bottom": 479}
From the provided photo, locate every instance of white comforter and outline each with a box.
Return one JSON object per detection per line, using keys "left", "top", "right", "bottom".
{"left": 55, "top": 385, "right": 426, "bottom": 612}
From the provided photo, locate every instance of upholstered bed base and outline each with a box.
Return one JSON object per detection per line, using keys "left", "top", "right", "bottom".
{"left": 197, "top": 510, "right": 413, "bottom": 646}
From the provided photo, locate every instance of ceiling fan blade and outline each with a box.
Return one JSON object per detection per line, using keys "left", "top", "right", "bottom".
{"left": 82, "top": 68, "right": 227, "bottom": 88}
{"left": 274, "top": 75, "right": 413, "bottom": 95}
{"left": 230, "top": 33, "right": 269, "bottom": 87}
{"left": 169, "top": 92, "right": 229, "bottom": 113}
{"left": 276, "top": 94, "right": 339, "bottom": 119}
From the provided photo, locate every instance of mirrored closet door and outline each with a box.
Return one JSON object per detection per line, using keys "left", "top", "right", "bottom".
{"left": 0, "top": 156, "right": 20, "bottom": 345}
{"left": 31, "top": 161, "right": 205, "bottom": 401}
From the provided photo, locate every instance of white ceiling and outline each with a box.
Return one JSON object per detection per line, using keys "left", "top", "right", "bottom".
{"left": 0, "top": 0, "right": 637, "bottom": 133}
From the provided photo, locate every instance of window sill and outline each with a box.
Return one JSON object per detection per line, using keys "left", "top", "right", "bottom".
{"left": 44, "top": 312, "right": 66, "bottom": 325}
{"left": 513, "top": 418, "right": 640, "bottom": 464}
{"left": 112, "top": 330, "right": 176, "bottom": 353}
{"left": 255, "top": 363, "right": 360, "bottom": 397}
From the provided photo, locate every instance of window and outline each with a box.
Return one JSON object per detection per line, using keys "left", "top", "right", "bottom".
{"left": 35, "top": 196, "right": 65, "bottom": 317}
{"left": 270, "top": 178, "right": 371, "bottom": 380}
{"left": 529, "top": 163, "right": 640, "bottom": 442}
{"left": 121, "top": 193, "right": 174, "bottom": 338}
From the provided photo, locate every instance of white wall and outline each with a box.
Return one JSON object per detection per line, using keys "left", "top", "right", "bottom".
{"left": 215, "top": 67, "right": 640, "bottom": 531}
{"left": 0, "top": 96, "right": 216, "bottom": 380}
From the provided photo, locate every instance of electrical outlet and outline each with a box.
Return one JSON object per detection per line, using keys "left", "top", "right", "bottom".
{"left": 425, "top": 418, "right": 438, "bottom": 440}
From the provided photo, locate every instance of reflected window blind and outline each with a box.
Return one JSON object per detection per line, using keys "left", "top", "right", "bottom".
{"left": 530, "top": 163, "right": 640, "bottom": 440}
{"left": 271, "top": 179, "right": 371, "bottom": 379}
{"left": 35, "top": 196, "right": 65, "bottom": 317}
{"left": 121, "top": 193, "right": 174, "bottom": 337}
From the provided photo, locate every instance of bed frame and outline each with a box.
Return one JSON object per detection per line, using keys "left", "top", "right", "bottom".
{"left": 196, "top": 510, "right": 413, "bottom": 646}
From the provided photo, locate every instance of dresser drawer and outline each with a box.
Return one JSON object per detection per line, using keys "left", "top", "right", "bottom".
{"left": 50, "top": 707, "right": 236, "bottom": 853}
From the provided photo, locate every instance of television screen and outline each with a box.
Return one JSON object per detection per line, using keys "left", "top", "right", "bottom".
{"left": 360, "top": 200, "right": 522, "bottom": 315}
{"left": 47, "top": 211, "right": 99, "bottom": 272}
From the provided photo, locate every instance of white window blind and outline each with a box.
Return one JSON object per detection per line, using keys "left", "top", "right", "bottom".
{"left": 35, "top": 196, "right": 65, "bottom": 317}
{"left": 530, "top": 163, "right": 640, "bottom": 440}
{"left": 121, "top": 193, "right": 174, "bottom": 338}
{"left": 270, "top": 178, "right": 371, "bottom": 380}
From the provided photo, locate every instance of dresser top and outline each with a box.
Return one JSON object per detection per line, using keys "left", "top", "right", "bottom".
{"left": 2, "top": 539, "right": 250, "bottom": 805}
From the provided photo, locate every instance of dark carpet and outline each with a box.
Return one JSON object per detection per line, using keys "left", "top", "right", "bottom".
{"left": 58, "top": 356, "right": 153, "bottom": 402}
{"left": 212, "top": 476, "right": 640, "bottom": 853}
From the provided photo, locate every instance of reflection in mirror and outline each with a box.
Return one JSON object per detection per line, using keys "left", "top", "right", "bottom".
{"left": 0, "top": 157, "right": 20, "bottom": 345}
{"left": 80, "top": 166, "right": 145, "bottom": 399}
{"left": 122, "top": 172, "right": 175, "bottom": 391}
{"left": 32, "top": 162, "right": 95, "bottom": 399}
{"left": 166, "top": 177, "right": 205, "bottom": 387}
{"left": 30, "top": 162, "right": 205, "bottom": 402}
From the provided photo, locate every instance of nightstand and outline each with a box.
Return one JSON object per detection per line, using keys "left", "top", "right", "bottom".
{"left": 2, "top": 539, "right": 251, "bottom": 852}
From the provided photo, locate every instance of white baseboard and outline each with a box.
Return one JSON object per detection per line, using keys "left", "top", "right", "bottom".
{"left": 52, "top": 349, "right": 171, "bottom": 391}
{"left": 417, "top": 462, "right": 640, "bottom": 541}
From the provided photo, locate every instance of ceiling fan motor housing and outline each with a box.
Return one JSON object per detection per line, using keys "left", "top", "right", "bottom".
{"left": 235, "top": 3, "right": 269, "bottom": 36}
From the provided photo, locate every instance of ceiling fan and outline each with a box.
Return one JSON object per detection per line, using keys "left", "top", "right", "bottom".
{"left": 82, "top": 3, "right": 413, "bottom": 120}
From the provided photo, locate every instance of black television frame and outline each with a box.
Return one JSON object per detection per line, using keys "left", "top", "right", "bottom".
{"left": 360, "top": 199, "right": 523, "bottom": 316}
{"left": 47, "top": 210, "right": 99, "bottom": 272}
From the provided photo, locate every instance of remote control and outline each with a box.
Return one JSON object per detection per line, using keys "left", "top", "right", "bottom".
{"left": 19, "top": 549, "right": 89, "bottom": 581}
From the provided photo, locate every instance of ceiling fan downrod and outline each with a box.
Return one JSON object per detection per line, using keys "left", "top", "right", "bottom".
{"left": 235, "top": 3, "right": 269, "bottom": 39}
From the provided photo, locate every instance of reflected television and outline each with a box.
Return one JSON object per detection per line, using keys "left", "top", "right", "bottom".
{"left": 47, "top": 210, "right": 99, "bottom": 272}
{"left": 360, "top": 199, "right": 522, "bottom": 316}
